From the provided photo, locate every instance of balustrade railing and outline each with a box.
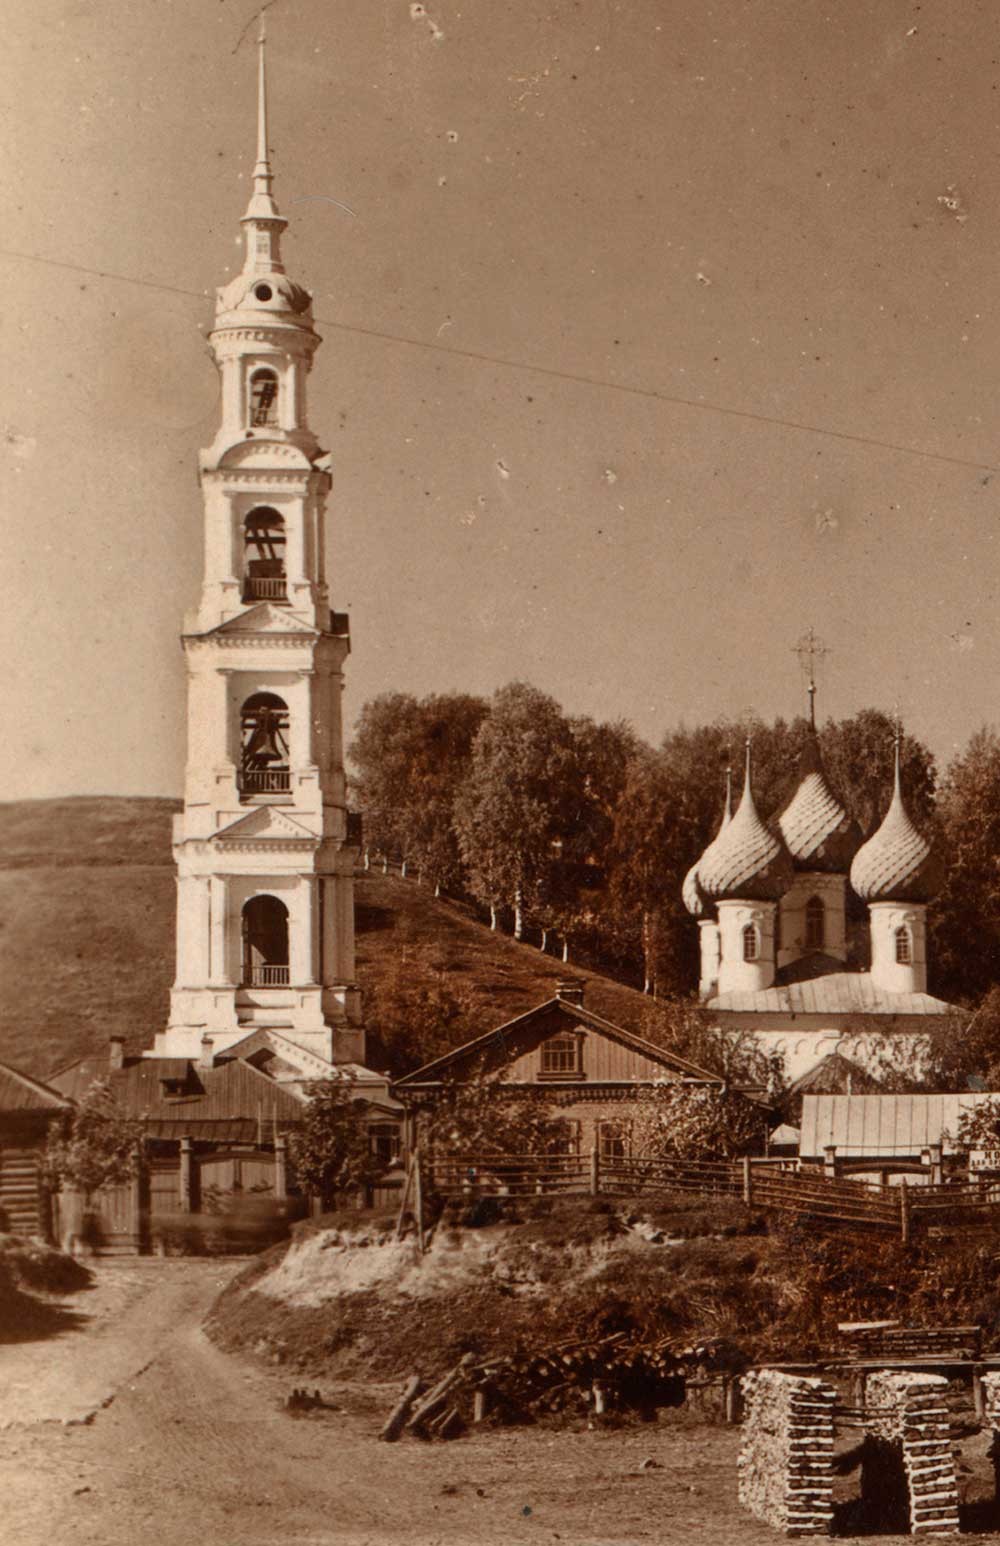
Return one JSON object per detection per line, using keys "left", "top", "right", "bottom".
{"left": 244, "top": 964, "right": 291, "bottom": 987}
{"left": 238, "top": 766, "right": 291, "bottom": 795}
{"left": 242, "top": 576, "right": 288, "bottom": 602}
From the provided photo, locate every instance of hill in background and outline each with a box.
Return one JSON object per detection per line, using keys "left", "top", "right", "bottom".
{"left": 0, "top": 798, "right": 652, "bottom": 1079}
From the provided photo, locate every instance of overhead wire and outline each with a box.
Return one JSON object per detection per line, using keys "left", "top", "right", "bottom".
{"left": 1, "top": 243, "right": 997, "bottom": 476}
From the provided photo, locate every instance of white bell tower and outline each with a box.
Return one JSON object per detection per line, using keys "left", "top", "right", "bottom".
{"left": 153, "top": 25, "right": 364, "bottom": 1067}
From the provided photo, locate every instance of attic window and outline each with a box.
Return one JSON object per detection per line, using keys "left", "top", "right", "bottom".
{"left": 539, "top": 1033, "right": 584, "bottom": 1080}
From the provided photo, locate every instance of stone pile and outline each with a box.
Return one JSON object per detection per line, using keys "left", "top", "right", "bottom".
{"left": 863, "top": 1370, "right": 959, "bottom": 1535}
{"left": 738, "top": 1370, "right": 836, "bottom": 1536}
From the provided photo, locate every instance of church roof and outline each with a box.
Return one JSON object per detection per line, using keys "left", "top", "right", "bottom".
{"left": 850, "top": 741, "right": 941, "bottom": 903}
{"left": 707, "top": 970, "right": 955, "bottom": 1017}
{"left": 777, "top": 734, "right": 862, "bottom": 873}
{"left": 683, "top": 770, "right": 732, "bottom": 918}
{"left": 698, "top": 744, "right": 792, "bottom": 903}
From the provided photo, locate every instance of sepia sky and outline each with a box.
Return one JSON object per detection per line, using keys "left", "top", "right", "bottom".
{"left": 5, "top": 0, "right": 1000, "bottom": 801}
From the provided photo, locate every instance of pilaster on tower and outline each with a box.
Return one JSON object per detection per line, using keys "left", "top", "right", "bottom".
{"left": 155, "top": 30, "right": 365, "bottom": 1070}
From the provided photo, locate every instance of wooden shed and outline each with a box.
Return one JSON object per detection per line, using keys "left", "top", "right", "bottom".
{"left": 0, "top": 1062, "right": 70, "bottom": 1239}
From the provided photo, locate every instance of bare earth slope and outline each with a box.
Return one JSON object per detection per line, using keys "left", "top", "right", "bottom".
{"left": 0, "top": 797, "right": 654, "bottom": 1078}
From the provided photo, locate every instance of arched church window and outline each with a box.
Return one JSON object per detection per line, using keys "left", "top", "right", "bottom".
{"left": 239, "top": 693, "right": 290, "bottom": 796}
{"left": 248, "top": 367, "right": 279, "bottom": 428}
{"left": 805, "top": 895, "right": 825, "bottom": 951}
{"left": 742, "top": 924, "right": 758, "bottom": 962}
{"left": 242, "top": 895, "right": 289, "bottom": 986}
{"left": 242, "top": 508, "right": 287, "bottom": 603}
{"left": 895, "top": 926, "right": 912, "bottom": 965}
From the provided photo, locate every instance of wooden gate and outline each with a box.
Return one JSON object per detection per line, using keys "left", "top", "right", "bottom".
{"left": 51, "top": 1180, "right": 142, "bottom": 1256}
{"left": 195, "top": 1148, "right": 276, "bottom": 1209}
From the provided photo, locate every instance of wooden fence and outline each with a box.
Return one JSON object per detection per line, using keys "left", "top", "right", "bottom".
{"left": 424, "top": 1150, "right": 1000, "bottom": 1241}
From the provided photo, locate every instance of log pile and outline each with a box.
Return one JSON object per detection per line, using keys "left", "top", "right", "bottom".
{"left": 378, "top": 1335, "right": 721, "bottom": 1440}
{"left": 737, "top": 1370, "right": 836, "bottom": 1537}
{"left": 981, "top": 1372, "right": 1000, "bottom": 1497}
{"left": 863, "top": 1370, "right": 960, "bottom": 1535}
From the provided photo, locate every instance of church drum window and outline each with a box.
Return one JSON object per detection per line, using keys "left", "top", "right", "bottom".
{"left": 805, "top": 895, "right": 825, "bottom": 951}
{"left": 248, "top": 367, "right": 279, "bottom": 428}
{"left": 239, "top": 692, "right": 290, "bottom": 796}
{"left": 895, "top": 926, "right": 912, "bottom": 965}
{"left": 539, "top": 1032, "right": 584, "bottom": 1079}
{"left": 242, "top": 507, "right": 287, "bottom": 603}
{"left": 241, "top": 895, "right": 290, "bottom": 987}
{"left": 742, "top": 924, "right": 759, "bottom": 962}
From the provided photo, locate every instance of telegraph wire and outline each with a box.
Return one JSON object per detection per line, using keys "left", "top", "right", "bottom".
{"left": 2, "top": 243, "right": 998, "bottom": 476}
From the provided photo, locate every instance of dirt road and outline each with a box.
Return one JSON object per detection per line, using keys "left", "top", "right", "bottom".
{"left": 2, "top": 1260, "right": 998, "bottom": 1545}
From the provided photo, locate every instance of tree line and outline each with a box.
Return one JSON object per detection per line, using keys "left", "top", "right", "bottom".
{"left": 349, "top": 682, "right": 1000, "bottom": 1009}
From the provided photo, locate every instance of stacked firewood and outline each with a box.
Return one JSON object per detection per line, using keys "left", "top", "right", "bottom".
{"left": 379, "top": 1334, "right": 722, "bottom": 1441}
{"left": 738, "top": 1370, "right": 836, "bottom": 1537}
{"left": 864, "top": 1370, "right": 960, "bottom": 1535}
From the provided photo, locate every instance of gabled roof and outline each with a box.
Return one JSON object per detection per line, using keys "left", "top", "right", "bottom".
{"left": 0, "top": 1062, "right": 71, "bottom": 1114}
{"left": 48, "top": 1053, "right": 308, "bottom": 1140}
{"left": 708, "top": 971, "right": 956, "bottom": 1018}
{"left": 212, "top": 806, "right": 317, "bottom": 845}
{"left": 198, "top": 603, "right": 320, "bottom": 639}
{"left": 786, "top": 1050, "right": 881, "bottom": 1100}
{"left": 394, "top": 997, "right": 723, "bottom": 1089}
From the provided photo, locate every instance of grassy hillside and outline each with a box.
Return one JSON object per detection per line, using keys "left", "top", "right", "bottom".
{"left": 0, "top": 798, "right": 654, "bottom": 1080}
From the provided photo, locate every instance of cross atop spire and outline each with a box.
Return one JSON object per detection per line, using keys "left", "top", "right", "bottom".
{"left": 794, "top": 628, "right": 829, "bottom": 731}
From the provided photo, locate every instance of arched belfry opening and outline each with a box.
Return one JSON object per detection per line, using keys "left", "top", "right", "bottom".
{"left": 242, "top": 895, "right": 289, "bottom": 986}
{"left": 239, "top": 692, "right": 290, "bottom": 795}
{"left": 242, "top": 507, "right": 287, "bottom": 603}
{"left": 249, "top": 366, "right": 279, "bottom": 427}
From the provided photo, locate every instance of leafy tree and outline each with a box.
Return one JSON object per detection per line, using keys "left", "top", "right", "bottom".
{"left": 289, "top": 1077, "right": 380, "bottom": 1204}
{"left": 629, "top": 1083, "right": 768, "bottom": 1160}
{"left": 415, "top": 1069, "right": 562, "bottom": 1156}
{"left": 348, "top": 692, "right": 422, "bottom": 863}
{"left": 930, "top": 728, "right": 1000, "bottom": 1003}
{"left": 638, "top": 998, "right": 787, "bottom": 1099}
{"left": 364, "top": 953, "right": 478, "bottom": 1077}
{"left": 400, "top": 693, "right": 488, "bottom": 893}
{"left": 43, "top": 1080, "right": 145, "bottom": 1201}
{"left": 949, "top": 1095, "right": 1000, "bottom": 1169}
{"left": 454, "top": 682, "right": 578, "bottom": 937}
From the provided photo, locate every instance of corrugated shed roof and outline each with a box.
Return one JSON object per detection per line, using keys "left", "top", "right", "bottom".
{"left": 0, "top": 1062, "right": 71, "bottom": 1113}
{"left": 708, "top": 972, "right": 956, "bottom": 1017}
{"left": 800, "top": 1092, "right": 1000, "bottom": 1157}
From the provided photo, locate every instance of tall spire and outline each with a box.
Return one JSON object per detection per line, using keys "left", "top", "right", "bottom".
{"left": 254, "top": 14, "right": 272, "bottom": 202}
{"left": 242, "top": 11, "right": 285, "bottom": 237}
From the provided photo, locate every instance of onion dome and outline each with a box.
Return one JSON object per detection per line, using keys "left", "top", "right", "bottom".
{"left": 777, "top": 733, "right": 862, "bottom": 873}
{"left": 850, "top": 740, "right": 942, "bottom": 903}
{"left": 698, "top": 744, "right": 793, "bottom": 902}
{"left": 683, "top": 770, "right": 733, "bottom": 917}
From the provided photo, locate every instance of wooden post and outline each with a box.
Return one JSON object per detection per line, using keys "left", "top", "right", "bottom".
{"left": 590, "top": 1146, "right": 600, "bottom": 1196}
{"left": 592, "top": 1382, "right": 606, "bottom": 1415}
{"left": 274, "top": 1135, "right": 288, "bottom": 1200}
{"left": 414, "top": 1148, "right": 425, "bottom": 1254}
{"left": 823, "top": 1145, "right": 837, "bottom": 1181}
{"left": 900, "top": 1180, "right": 911, "bottom": 1246}
{"left": 131, "top": 1143, "right": 144, "bottom": 1253}
{"left": 179, "top": 1135, "right": 193, "bottom": 1213}
{"left": 725, "top": 1377, "right": 742, "bottom": 1425}
{"left": 473, "top": 1388, "right": 488, "bottom": 1424}
{"left": 929, "top": 1144, "right": 943, "bottom": 1187}
{"left": 742, "top": 1155, "right": 754, "bottom": 1207}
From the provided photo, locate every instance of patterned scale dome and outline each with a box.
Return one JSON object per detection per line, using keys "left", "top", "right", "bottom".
{"left": 698, "top": 747, "right": 793, "bottom": 903}
{"left": 850, "top": 745, "right": 942, "bottom": 903}
{"left": 777, "top": 734, "right": 862, "bottom": 873}
{"left": 682, "top": 773, "right": 733, "bottom": 917}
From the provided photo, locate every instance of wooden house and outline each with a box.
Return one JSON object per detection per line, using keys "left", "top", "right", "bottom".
{"left": 393, "top": 980, "right": 724, "bottom": 1158}
{"left": 0, "top": 1062, "right": 71, "bottom": 1239}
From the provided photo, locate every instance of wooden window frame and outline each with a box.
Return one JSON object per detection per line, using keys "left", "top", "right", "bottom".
{"left": 537, "top": 1032, "right": 585, "bottom": 1081}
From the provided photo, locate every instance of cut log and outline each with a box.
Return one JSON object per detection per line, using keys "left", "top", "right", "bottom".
{"left": 379, "top": 1375, "right": 424, "bottom": 1443}
{"left": 407, "top": 1354, "right": 475, "bottom": 1432}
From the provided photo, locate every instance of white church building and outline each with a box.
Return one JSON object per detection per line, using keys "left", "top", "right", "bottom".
{"left": 683, "top": 719, "right": 956, "bottom": 1084}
